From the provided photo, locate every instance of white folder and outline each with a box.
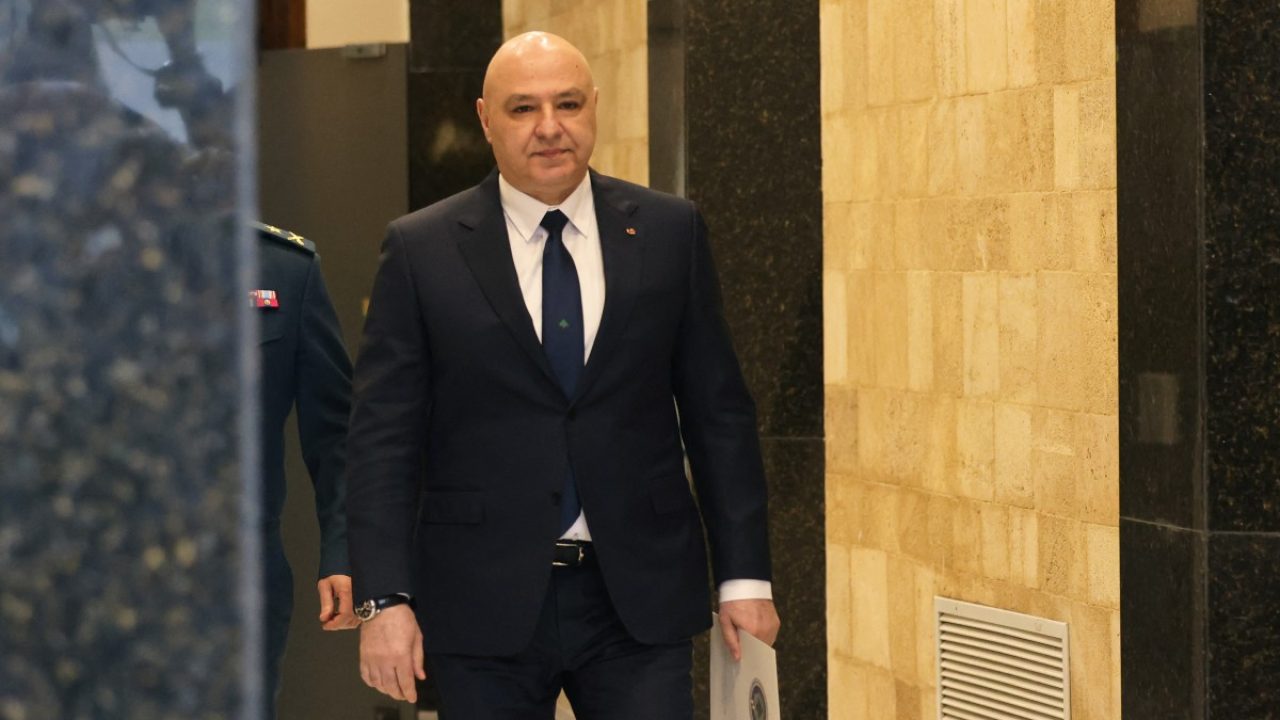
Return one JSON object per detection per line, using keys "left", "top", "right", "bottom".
{"left": 709, "top": 613, "right": 781, "bottom": 720}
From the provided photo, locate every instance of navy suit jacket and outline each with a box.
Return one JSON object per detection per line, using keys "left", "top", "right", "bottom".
{"left": 346, "top": 170, "right": 771, "bottom": 656}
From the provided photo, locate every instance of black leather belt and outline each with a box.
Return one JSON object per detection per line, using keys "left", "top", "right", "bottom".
{"left": 553, "top": 540, "right": 591, "bottom": 567}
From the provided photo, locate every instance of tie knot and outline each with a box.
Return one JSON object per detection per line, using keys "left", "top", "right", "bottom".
{"left": 540, "top": 210, "right": 570, "bottom": 236}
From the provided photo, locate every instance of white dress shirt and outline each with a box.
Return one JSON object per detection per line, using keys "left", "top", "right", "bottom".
{"left": 498, "top": 173, "right": 771, "bottom": 603}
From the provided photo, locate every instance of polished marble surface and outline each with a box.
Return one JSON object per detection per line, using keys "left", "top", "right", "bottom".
{"left": 0, "top": 0, "right": 257, "bottom": 716}
{"left": 1119, "top": 520, "right": 1205, "bottom": 719}
{"left": 1201, "top": 0, "right": 1280, "bottom": 533}
{"left": 1118, "top": 0, "right": 1280, "bottom": 715}
{"left": 676, "top": 1, "right": 826, "bottom": 717}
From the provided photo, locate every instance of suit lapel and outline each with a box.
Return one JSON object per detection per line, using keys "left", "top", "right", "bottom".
{"left": 574, "top": 172, "right": 644, "bottom": 404}
{"left": 455, "top": 173, "right": 559, "bottom": 388}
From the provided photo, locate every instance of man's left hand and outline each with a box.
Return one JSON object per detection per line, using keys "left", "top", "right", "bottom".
{"left": 718, "top": 599, "right": 781, "bottom": 661}
{"left": 317, "top": 574, "right": 359, "bottom": 630}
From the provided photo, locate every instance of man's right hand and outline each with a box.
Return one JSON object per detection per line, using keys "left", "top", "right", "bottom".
{"left": 359, "top": 604, "right": 426, "bottom": 703}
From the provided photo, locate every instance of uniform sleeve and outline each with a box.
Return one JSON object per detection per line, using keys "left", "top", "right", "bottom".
{"left": 295, "top": 254, "right": 354, "bottom": 578}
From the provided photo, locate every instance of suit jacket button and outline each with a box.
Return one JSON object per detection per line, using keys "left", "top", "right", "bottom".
{"left": 566, "top": 408, "right": 576, "bottom": 420}
{"left": 550, "top": 491, "right": 561, "bottom": 506}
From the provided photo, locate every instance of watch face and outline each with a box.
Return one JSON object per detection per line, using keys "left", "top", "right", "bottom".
{"left": 355, "top": 599, "right": 376, "bottom": 621}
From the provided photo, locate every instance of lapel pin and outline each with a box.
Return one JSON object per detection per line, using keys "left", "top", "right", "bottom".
{"left": 625, "top": 227, "right": 637, "bottom": 236}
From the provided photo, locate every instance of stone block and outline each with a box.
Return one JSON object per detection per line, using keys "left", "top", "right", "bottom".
{"left": 1054, "top": 84, "right": 1083, "bottom": 189}
{"left": 862, "top": 481, "right": 903, "bottom": 553}
{"left": 826, "top": 472, "right": 860, "bottom": 546}
{"left": 826, "top": 384, "right": 860, "bottom": 473}
{"left": 1078, "top": 77, "right": 1117, "bottom": 190}
{"left": 821, "top": 0, "right": 849, "bottom": 112}
{"left": 952, "top": 497, "right": 985, "bottom": 575}
{"left": 887, "top": 557, "right": 921, "bottom": 683}
{"left": 1007, "top": 506, "right": 1040, "bottom": 587}
{"left": 927, "top": 99, "right": 958, "bottom": 195}
{"left": 867, "top": 0, "right": 897, "bottom": 105}
{"left": 966, "top": 0, "right": 1009, "bottom": 92}
{"left": 997, "top": 272, "right": 1037, "bottom": 403}
{"left": 872, "top": 272, "right": 910, "bottom": 389}
{"left": 1076, "top": 411, "right": 1119, "bottom": 525}
{"left": 933, "top": 0, "right": 968, "bottom": 97}
{"left": 896, "top": 487, "right": 932, "bottom": 561}
{"left": 825, "top": 272, "right": 849, "bottom": 385}
{"left": 955, "top": 399, "right": 996, "bottom": 499}
{"left": 906, "top": 270, "right": 935, "bottom": 391}
{"left": 980, "top": 501, "right": 1012, "bottom": 581}
{"left": 1036, "top": 271, "right": 1118, "bottom": 414}
{"left": 920, "top": 395, "right": 958, "bottom": 493}
{"left": 962, "top": 273, "right": 1001, "bottom": 397}
{"left": 1006, "top": 0, "right": 1038, "bottom": 87}
{"left": 1071, "top": 190, "right": 1118, "bottom": 273}
{"left": 823, "top": 111, "right": 857, "bottom": 203}
{"left": 827, "top": 541, "right": 854, "bottom": 656}
{"left": 895, "top": 200, "right": 927, "bottom": 270}
{"left": 1064, "top": 0, "right": 1115, "bottom": 82}
{"left": 1085, "top": 522, "right": 1120, "bottom": 608}
{"left": 1070, "top": 602, "right": 1119, "bottom": 720}
{"left": 841, "top": 0, "right": 871, "bottom": 111}
{"left": 1033, "top": 406, "right": 1079, "bottom": 516}
{"left": 896, "top": 0, "right": 937, "bottom": 102}
{"left": 994, "top": 402, "right": 1036, "bottom": 507}
{"left": 614, "top": 47, "right": 648, "bottom": 141}
{"left": 1037, "top": 513, "right": 1085, "bottom": 598}
{"left": 931, "top": 271, "right": 965, "bottom": 395}
{"left": 850, "top": 548, "right": 892, "bottom": 667}
{"left": 1033, "top": 0, "right": 1069, "bottom": 83}
{"left": 899, "top": 103, "right": 931, "bottom": 198}
{"left": 846, "top": 270, "right": 876, "bottom": 385}
{"left": 955, "top": 96, "right": 987, "bottom": 195}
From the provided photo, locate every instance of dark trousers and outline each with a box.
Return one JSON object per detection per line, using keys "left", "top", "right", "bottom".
{"left": 263, "top": 534, "right": 293, "bottom": 720}
{"left": 428, "top": 549, "right": 694, "bottom": 720}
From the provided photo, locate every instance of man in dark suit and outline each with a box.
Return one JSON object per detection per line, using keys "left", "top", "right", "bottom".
{"left": 346, "top": 32, "right": 780, "bottom": 718}
{"left": 255, "top": 223, "right": 359, "bottom": 718}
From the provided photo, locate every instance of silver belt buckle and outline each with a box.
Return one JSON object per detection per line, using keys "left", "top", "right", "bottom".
{"left": 553, "top": 542, "right": 584, "bottom": 567}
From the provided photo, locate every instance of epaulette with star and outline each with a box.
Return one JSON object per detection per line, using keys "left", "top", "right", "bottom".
{"left": 253, "top": 221, "right": 316, "bottom": 254}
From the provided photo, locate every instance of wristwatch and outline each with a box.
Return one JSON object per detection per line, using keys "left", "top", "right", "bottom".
{"left": 355, "top": 594, "right": 412, "bottom": 623}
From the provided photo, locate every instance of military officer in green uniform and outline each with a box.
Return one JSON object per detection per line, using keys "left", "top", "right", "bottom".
{"left": 253, "top": 222, "right": 358, "bottom": 717}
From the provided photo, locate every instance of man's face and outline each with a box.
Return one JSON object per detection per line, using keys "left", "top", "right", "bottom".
{"left": 478, "top": 44, "right": 597, "bottom": 205}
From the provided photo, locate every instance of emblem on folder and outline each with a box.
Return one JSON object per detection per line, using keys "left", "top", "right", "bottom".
{"left": 749, "top": 679, "right": 768, "bottom": 720}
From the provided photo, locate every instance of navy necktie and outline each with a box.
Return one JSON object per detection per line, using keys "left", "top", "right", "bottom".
{"left": 540, "top": 210, "right": 583, "bottom": 533}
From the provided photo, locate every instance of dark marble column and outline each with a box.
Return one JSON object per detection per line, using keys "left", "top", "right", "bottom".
{"left": 651, "top": 0, "right": 826, "bottom": 717}
{"left": 407, "top": 0, "right": 503, "bottom": 211}
{"left": 1118, "top": 1, "right": 1280, "bottom": 717}
{"left": 0, "top": 0, "right": 260, "bottom": 717}
{"left": 407, "top": 2, "right": 502, "bottom": 711}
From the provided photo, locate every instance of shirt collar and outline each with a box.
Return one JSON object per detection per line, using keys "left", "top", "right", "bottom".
{"left": 498, "top": 172, "right": 594, "bottom": 243}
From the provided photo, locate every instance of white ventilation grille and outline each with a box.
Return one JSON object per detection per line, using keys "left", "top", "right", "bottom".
{"left": 935, "top": 597, "right": 1070, "bottom": 720}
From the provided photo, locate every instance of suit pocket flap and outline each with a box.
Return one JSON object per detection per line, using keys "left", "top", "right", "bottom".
{"left": 421, "top": 492, "right": 484, "bottom": 525}
{"left": 650, "top": 477, "right": 694, "bottom": 515}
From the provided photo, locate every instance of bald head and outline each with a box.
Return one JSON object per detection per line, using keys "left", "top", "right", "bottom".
{"left": 482, "top": 32, "right": 594, "bottom": 101}
{"left": 476, "top": 32, "right": 599, "bottom": 205}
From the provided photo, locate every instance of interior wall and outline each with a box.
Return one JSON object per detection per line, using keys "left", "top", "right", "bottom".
{"left": 502, "top": 0, "right": 649, "bottom": 185}
{"left": 307, "top": 0, "right": 409, "bottom": 48}
{"left": 820, "top": 0, "right": 1120, "bottom": 717}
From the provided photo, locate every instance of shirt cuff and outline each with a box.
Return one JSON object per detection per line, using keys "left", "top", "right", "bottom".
{"left": 717, "top": 579, "right": 773, "bottom": 602}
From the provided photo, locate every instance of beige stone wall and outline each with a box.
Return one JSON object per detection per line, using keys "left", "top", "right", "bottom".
{"left": 306, "top": 0, "right": 409, "bottom": 48}
{"left": 822, "top": 0, "right": 1119, "bottom": 718}
{"left": 503, "top": 0, "right": 649, "bottom": 185}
